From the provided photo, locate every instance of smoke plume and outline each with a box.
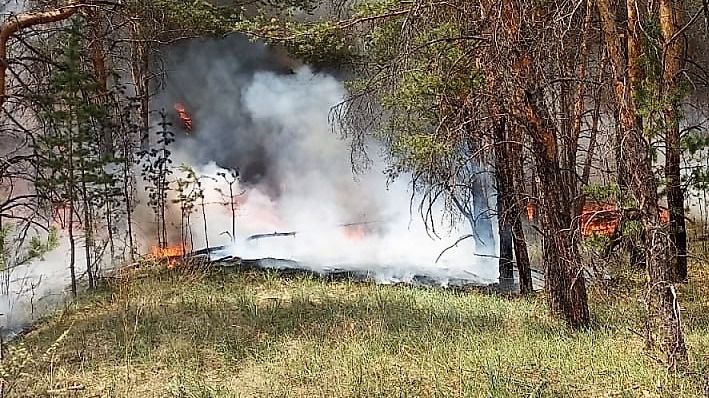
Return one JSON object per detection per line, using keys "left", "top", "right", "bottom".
{"left": 153, "top": 35, "right": 499, "bottom": 285}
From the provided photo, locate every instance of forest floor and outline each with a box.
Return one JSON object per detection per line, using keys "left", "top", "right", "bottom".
{"left": 3, "top": 258, "right": 708, "bottom": 397}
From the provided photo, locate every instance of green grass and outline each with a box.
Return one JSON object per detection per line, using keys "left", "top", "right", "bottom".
{"left": 3, "top": 262, "right": 708, "bottom": 397}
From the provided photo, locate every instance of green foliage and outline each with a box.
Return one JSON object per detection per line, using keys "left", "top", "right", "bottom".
{"left": 235, "top": 17, "right": 357, "bottom": 66}
{"left": 26, "top": 227, "right": 60, "bottom": 261}
{"left": 172, "top": 163, "right": 202, "bottom": 248}
{"left": 0, "top": 226, "right": 59, "bottom": 273}
{"left": 35, "top": 17, "right": 118, "bottom": 209}
{"left": 140, "top": 113, "right": 175, "bottom": 246}
{"left": 622, "top": 220, "right": 644, "bottom": 237}
{"left": 352, "top": 0, "right": 399, "bottom": 18}
{"left": 390, "top": 133, "right": 451, "bottom": 171}
{"left": 682, "top": 130, "right": 709, "bottom": 192}
{"left": 582, "top": 183, "right": 620, "bottom": 203}
{"left": 581, "top": 232, "right": 611, "bottom": 251}
{"left": 128, "top": 0, "right": 239, "bottom": 37}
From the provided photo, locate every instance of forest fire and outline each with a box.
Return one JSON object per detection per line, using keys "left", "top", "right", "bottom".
{"left": 149, "top": 244, "right": 185, "bottom": 269}
{"left": 581, "top": 202, "right": 670, "bottom": 237}
{"left": 174, "top": 102, "right": 193, "bottom": 131}
{"left": 527, "top": 201, "right": 670, "bottom": 237}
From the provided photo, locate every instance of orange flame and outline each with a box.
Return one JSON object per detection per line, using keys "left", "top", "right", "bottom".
{"left": 149, "top": 244, "right": 185, "bottom": 269}
{"left": 580, "top": 202, "right": 671, "bottom": 237}
{"left": 174, "top": 102, "right": 193, "bottom": 131}
{"left": 527, "top": 200, "right": 670, "bottom": 238}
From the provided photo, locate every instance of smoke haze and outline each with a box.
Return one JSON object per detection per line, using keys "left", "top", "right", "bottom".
{"left": 154, "top": 35, "right": 499, "bottom": 285}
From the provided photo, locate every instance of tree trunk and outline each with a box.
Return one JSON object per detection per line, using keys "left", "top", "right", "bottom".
{"left": 498, "top": 219, "right": 514, "bottom": 281}
{"left": 494, "top": 114, "right": 531, "bottom": 293}
{"left": 510, "top": 125, "right": 533, "bottom": 294}
{"left": 201, "top": 197, "right": 210, "bottom": 261}
{"left": 229, "top": 183, "right": 236, "bottom": 243}
{"left": 88, "top": 9, "right": 113, "bottom": 156}
{"left": 597, "top": 0, "right": 688, "bottom": 368}
{"left": 494, "top": 116, "right": 515, "bottom": 282}
{"left": 122, "top": 138, "right": 135, "bottom": 262}
{"left": 659, "top": 0, "right": 688, "bottom": 282}
{"left": 511, "top": 208, "right": 532, "bottom": 294}
{"left": 68, "top": 205, "right": 77, "bottom": 298}
{"left": 130, "top": 21, "right": 151, "bottom": 150}
{"left": 471, "top": 168, "right": 495, "bottom": 255}
{"left": 523, "top": 87, "right": 590, "bottom": 327}
{"left": 80, "top": 168, "right": 94, "bottom": 289}
{"left": 0, "top": 4, "right": 81, "bottom": 110}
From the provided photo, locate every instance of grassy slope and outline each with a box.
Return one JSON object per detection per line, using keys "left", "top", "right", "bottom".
{"left": 4, "top": 262, "right": 708, "bottom": 397}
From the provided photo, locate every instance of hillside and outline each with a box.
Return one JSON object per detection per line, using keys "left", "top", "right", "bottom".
{"left": 2, "top": 261, "right": 708, "bottom": 397}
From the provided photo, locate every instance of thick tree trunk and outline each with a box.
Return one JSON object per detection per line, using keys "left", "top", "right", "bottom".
{"left": 659, "top": 0, "right": 688, "bottom": 282}
{"left": 523, "top": 87, "right": 590, "bottom": 327}
{"left": 87, "top": 9, "right": 113, "bottom": 156}
{"left": 597, "top": 0, "right": 688, "bottom": 368}
{"left": 498, "top": 219, "right": 514, "bottom": 280}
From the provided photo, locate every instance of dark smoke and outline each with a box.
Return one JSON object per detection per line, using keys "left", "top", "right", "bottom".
{"left": 156, "top": 36, "right": 301, "bottom": 196}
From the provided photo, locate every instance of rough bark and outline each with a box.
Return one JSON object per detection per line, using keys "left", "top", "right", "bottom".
{"left": 498, "top": 1, "right": 585, "bottom": 312}
{"left": 597, "top": 0, "right": 688, "bottom": 369}
{"left": 494, "top": 114, "right": 532, "bottom": 293}
{"left": 523, "top": 87, "right": 590, "bottom": 328}
{"left": 87, "top": 9, "right": 113, "bottom": 156}
{"left": 659, "top": 0, "right": 688, "bottom": 282}
{"left": 494, "top": 116, "right": 515, "bottom": 282}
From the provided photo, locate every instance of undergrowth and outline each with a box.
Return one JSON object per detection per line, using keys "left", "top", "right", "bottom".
{"left": 2, "top": 260, "right": 708, "bottom": 397}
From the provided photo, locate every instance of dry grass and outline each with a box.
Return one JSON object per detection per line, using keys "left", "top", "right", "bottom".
{"left": 2, "top": 260, "right": 708, "bottom": 397}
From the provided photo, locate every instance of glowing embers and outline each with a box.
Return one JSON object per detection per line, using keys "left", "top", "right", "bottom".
{"left": 149, "top": 244, "right": 185, "bottom": 269}
{"left": 174, "top": 102, "right": 193, "bottom": 131}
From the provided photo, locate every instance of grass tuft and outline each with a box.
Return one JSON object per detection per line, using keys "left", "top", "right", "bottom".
{"left": 3, "top": 260, "right": 708, "bottom": 397}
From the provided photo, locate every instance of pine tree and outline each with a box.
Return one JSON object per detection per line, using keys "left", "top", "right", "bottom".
{"left": 35, "top": 18, "right": 115, "bottom": 296}
{"left": 140, "top": 112, "right": 175, "bottom": 248}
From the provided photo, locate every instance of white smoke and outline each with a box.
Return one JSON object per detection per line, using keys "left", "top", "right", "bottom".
{"left": 0, "top": 35, "right": 500, "bottom": 336}
{"left": 156, "top": 39, "right": 500, "bottom": 285}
